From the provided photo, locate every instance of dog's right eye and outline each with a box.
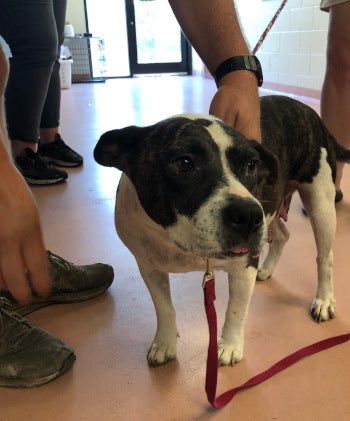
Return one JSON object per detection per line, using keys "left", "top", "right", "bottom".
{"left": 246, "top": 158, "right": 259, "bottom": 176}
{"left": 171, "top": 156, "right": 195, "bottom": 173}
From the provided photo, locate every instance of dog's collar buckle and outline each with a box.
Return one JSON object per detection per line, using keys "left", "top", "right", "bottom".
{"left": 202, "top": 259, "right": 215, "bottom": 288}
{"left": 202, "top": 270, "right": 215, "bottom": 288}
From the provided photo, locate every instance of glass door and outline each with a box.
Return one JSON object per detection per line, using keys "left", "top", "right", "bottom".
{"left": 125, "top": 0, "right": 191, "bottom": 75}
{"left": 84, "top": 0, "right": 130, "bottom": 78}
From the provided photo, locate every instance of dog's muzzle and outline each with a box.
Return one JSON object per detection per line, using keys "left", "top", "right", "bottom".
{"left": 220, "top": 197, "right": 265, "bottom": 257}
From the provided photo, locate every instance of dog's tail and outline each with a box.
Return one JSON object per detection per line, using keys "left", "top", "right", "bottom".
{"left": 329, "top": 132, "right": 350, "bottom": 163}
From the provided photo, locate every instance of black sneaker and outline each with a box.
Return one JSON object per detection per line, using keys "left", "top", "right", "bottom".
{"left": 38, "top": 134, "right": 83, "bottom": 167}
{"left": 15, "top": 149, "right": 68, "bottom": 185}
{"left": 0, "top": 298, "right": 76, "bottom": 388}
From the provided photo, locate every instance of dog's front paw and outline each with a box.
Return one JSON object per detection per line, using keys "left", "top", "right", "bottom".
{"left": 218, "top": 339, "right": 243, "bottom": 366}
{"left": 147, "top": 340, "right": 177, "bottom": 367}
{"left": 257, "top": 265, "right": 272, "bottom": 281}
{"left": 310, "top": 297, "right": 336, "bottom": 322}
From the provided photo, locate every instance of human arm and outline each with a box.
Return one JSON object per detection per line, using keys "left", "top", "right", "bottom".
{"left": 168, "top": 0, "right": 261, "bottom": 141}
{"left": 0, "top": 44, "right": 50, "bottom": 303}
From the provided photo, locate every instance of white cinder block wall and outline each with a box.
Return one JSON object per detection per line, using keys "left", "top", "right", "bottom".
{"left": 236, "top": 0, "right": 329, "bottom": 95}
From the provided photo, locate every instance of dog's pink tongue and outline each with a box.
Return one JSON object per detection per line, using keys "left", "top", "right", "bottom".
{"left": 231, "top": 245, "right": 250, "bottom": 254}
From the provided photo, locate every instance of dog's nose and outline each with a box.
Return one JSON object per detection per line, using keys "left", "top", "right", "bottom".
{"left": 222, "top": 197, "right": 264, "bottom": 238}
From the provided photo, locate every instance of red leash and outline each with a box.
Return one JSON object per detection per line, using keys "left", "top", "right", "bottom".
{"left": 252, "top": 0, "right": 289, "bottom": 55}
{"left": 203, "top": 270, "right": 350, "bottom": 409}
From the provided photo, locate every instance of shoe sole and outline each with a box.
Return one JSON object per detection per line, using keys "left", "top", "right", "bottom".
{"left": 13, "top": 279, "right": 113, "bottom": 316}
{"left": 26, "top": 176, "right": 68, "bottom": 186}
{"left": 0, "top": 353, "right": 76, "bottom": 389}
{"left": 44, "top": 157, "right": 83, "bottom": 168}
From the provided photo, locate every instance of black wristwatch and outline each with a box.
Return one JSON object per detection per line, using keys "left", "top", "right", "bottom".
{"left": 214, "top": 55, "right": 263, "bottom": 87}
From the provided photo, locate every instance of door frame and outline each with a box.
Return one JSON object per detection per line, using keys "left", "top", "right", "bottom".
{"left": 124, "top": 0, "right": 192, "bottom": 76}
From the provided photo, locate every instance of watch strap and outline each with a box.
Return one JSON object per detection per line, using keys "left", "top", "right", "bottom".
{"left": 214, "top": 55, "right": 263, "bottom": 87}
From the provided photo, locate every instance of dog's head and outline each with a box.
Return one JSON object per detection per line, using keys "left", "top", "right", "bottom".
{"left": 94, "top": 114, "right": 278, "bottom": 259}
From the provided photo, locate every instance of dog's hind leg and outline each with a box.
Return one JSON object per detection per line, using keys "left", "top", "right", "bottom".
{"left": 137, "top": 264, "right": 178, "bottom": 366}
{"left": 299, "top": 150, "right": 336, "bottom": 322}
{"left": 219, "top": 260, "right": 257, "bottom": 366}
{"left": 257, "top": 217, "right": 290, "bottom": 281}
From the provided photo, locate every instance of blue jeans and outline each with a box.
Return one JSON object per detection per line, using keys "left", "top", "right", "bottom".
{"left": 0, "top": 0, "right": 67, "bottom": 143}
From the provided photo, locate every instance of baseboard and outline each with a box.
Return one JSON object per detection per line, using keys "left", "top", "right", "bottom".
{"left": 201, "top": 66, "right": 321, "bottom": 100}
{"left": 202, "top": 68, "right": 321, "bottom": 100}
{"left": 261, "top": 81, "right": 321, "bottom": 99}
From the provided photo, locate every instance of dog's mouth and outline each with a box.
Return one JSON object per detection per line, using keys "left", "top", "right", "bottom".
{"left": 174, "top": 239, "right": 261, "bottom": 259}
{"left": 231, "top": 244, "right": 250, "bottom": 254}
{"left": 208, "top": 244, "right": 255, "bottom": 259}
{"left": 221, "top": 243, "right": 263, "bottom": 259}
{"left": 224, "top": 250, "right": 249, "bottom": 257}
{"left": 222, "top": 245, "right": 250, "bottom": 258}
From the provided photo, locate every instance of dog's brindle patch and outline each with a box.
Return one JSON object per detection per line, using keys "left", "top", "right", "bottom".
{"left": 262, "top": 95, "right": 336, "bottom": 182}
{"left": 94, "top": 95, "right": 350, "bottom": 367}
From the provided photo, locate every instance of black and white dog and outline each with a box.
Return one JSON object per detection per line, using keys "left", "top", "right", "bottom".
{"left": 94, "top": 95, "right": 350, "bottom": 367}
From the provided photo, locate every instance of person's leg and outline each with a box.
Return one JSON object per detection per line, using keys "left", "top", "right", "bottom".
{"left": 0, "top": 0, "right": 68, "bottom": 184}
{"left": 0, "top": 0, "right": 58, "bottom": 155}
{"left": 321, "top": 1, "right": 350, "bottom": 191}
{"left": 38, "top": 0, "right": 83, "bottom": 168}
{"left": 39, "top": 0, "right": 66, "bottom": 144}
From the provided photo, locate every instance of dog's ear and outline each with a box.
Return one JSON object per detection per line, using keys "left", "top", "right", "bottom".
{"left": 247, "top": 140, "right": 279, "bottom": 186}
{"left": 94, "top": 125, "right": 148, "bottom": 174}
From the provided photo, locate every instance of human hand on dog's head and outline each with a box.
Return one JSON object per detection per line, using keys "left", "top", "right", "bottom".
{"left": 209, "top": 71, "right": 261, "bottom": 143}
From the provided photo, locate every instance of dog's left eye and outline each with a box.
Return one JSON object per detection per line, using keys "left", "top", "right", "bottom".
{"left": 172, "top": 156, "right": 195, "bottom": 173}
{"left": 246, "top": 159, "right": 259, "bottom": 176}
